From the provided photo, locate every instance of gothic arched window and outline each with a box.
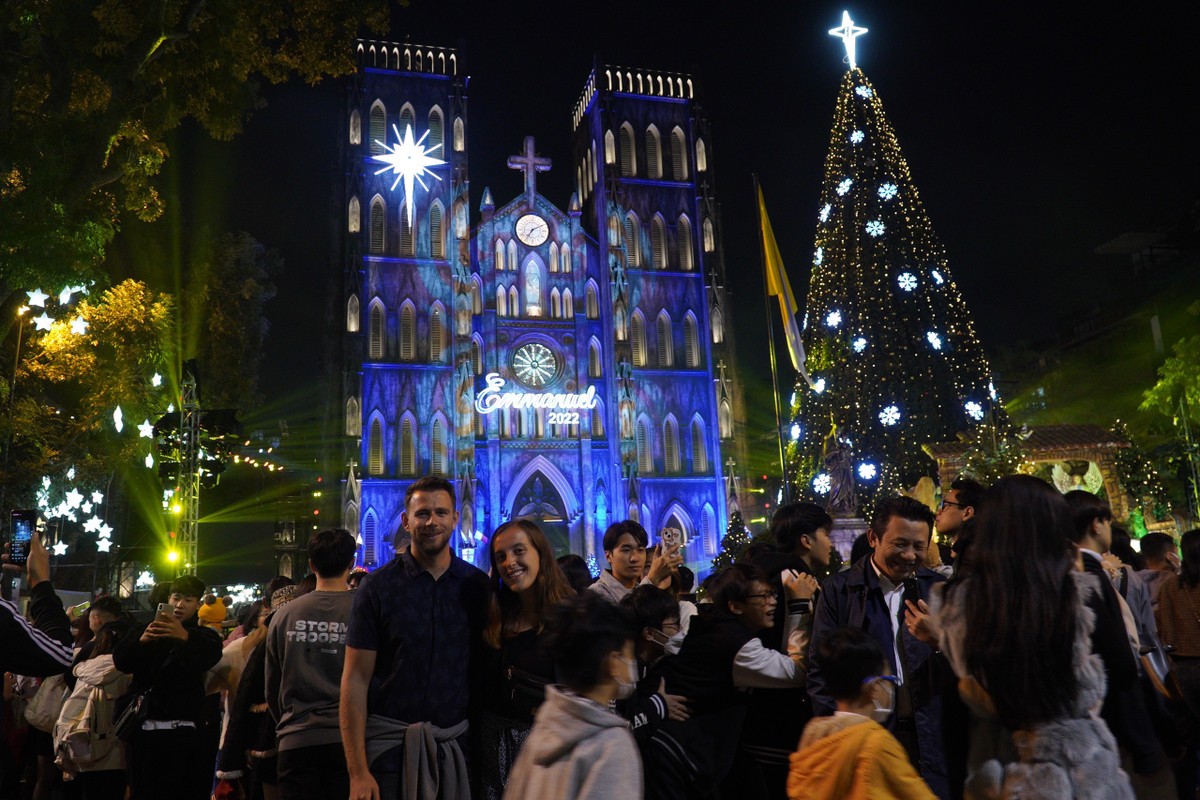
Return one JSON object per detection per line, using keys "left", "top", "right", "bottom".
{"left": 346, "top": 294, "right": 360, "bottom": 333}
{"left": 368, "top": 418, "right": 384, "bottom": 475}
{"left": 368, "top": 302, "right": 384, "bottom": 360}
{"left": 671, "top": 127, "right": 688, "bottom": 180}
{"left": 631, "top": 312, "right": 647, "bottom": 367}
{"left": 637, "top": 419, "right": 653, "bottom": 474}
{"left": 399, "top": 203, "right": 414, "bottom": 256}
{"left": 349, "top": 109, "right": 362, "bottom": 146}
{"left": 624, "top": 213, "right": 640, "bottom": 267}
{"left": 370, "top": 197, "right": 385, "bottom": 254}
{"left": 427, "top": 106, "right": 444, "bottom": 155}
{"left": 691, "top": 416, "right": 708, "bottom": 472}
{"left": 651, "top": 216, "right": 666, "bottom": 269}
{"left": 429, "top": 202, "right": 444, "bottom": 258}
{"left": 663, "top": 417, "right": 680, "bottom": 472}
{"left": 684, "top": 313, "right": 700, "bottom": 367}
{"left": 400, "top": 416, "right": 416, "bottom": 475}
{"left": 657, "top": 311, "right": 673, "bottom": 367}
{"left": 645, "top": 125, "right": 662, "bottom": 179}
{"left": 369, "top": 102, "right": 386, "bottom": 155}
{"left": 678, "top": 215, "right": 693, "bottom": 271}
{"left": 348, "top": 196, "right": 360, "bottom": 233}
{"left": 400, "top": 302, "right": 416, "bottom": 360}
{"left": 620, "top": 123, "right": 636, "bottom": 176}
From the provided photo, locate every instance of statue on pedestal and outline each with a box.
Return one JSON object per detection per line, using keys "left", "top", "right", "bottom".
{"left": 824, "top": 424, "right": 856, "bottom": 515}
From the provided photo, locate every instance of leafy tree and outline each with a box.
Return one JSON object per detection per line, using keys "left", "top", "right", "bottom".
{"left": 1142, "top": 336, "right": 1200, "bottom": 425}
{"left": 187, "top": 231, "right": 280, "bottom": 411}
{"left": 0, "top": 0, "right": 390, "bottom": 333}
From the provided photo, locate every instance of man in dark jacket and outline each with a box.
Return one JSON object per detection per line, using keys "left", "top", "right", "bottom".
{"left": 113, "top": 573, "right": 223, "bottom": 800}
{"left": 807, "top": 495, "right": 951, "bottom": 799}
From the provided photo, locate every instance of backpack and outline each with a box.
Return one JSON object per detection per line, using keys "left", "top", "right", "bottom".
{"left": 53, "top": 659, "right": 125, "bottom": 774}
{"left": 23, "top": 673, "right": 68, "bottom": 732}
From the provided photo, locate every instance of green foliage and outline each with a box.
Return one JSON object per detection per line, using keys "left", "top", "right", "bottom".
{"left": 0, "top": 0, "right": 390, "bottom": 292}
{"left": 1110, "top": 421, "right": 1173, "bottom": 522}
{"left": 1141, "top": 336, "right": 1200, "bottom": 424}
{"left": 712, "top": 510, "right": 751, "bottom": 573}
{"left": 960, "top": 422, "right": 1028, "bottom": 486}
{"left": 187, "top": 232, "right": 280, "bottom": 411}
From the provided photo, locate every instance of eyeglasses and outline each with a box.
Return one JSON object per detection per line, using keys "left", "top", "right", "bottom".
{"left": 743, "top": 593, "right": 777, "bottom": 604}
{"left": 939, "top": 499, "right": 967, "bottom": 510}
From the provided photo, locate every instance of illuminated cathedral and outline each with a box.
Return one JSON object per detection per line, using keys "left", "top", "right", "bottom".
{"left": 336, "top": 41, "right": 744, "bottom": 572}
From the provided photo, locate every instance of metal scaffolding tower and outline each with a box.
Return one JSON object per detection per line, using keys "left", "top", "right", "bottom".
{"left": 178, "top": 368, "right": 202, "bottom": 574}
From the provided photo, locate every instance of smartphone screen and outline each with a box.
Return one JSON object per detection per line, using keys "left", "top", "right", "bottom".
{"left": 9, "top": 510, "right": 36, "bottom": 567}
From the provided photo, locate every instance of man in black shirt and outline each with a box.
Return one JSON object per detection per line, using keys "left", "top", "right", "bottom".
{"left": 113, "top": 573, "right": 223, "bottom": 800}
{"left": 341, "top": 476, "right": 490, "bottom": 800}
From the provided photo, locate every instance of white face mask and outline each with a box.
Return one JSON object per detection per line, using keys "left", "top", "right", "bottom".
{"left": 870, "top": 678, "right": 896, "bottom": 723}
{"left": 615, "top": 656, "right": 639, "bottom": 700}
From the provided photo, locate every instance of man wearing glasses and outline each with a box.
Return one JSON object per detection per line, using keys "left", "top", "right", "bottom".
{"left": 934, "top": 478, "right": 984, "bottom": 569}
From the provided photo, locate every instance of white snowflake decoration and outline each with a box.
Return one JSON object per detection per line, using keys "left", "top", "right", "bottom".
{"left": 825, "top": 310, "right": 842, "bottom": 328}
{"left": 964, "top": 401, "right": 984, "bottom": 421}
{"left": 837, "top": 178, "right": 853, "bottom": 196}
{"left": 850, "top": 130, "right": 865, "bottom": 144}
{"left": 865, "top": 220, "right": 885, "bottom": 237}
{"left": 988, "top": 381, "right": 998, "bottom": 401}
{"left": 813, "top": 473, "right": 832, "bottom": 495}
{"left": 852, "top": 337, "right": 868, "bottom": 353}
{"left": 813, "top": 377, "right": 827, "bottom": 394}
{"left": 927, "top": 331, "right": 943, "bottom": 350}
{"left": 878, "top": 183, "right": 898, "bottom": 201}
{"left": 790, "top": 423, "right": 801, "bottom": 441}
{"left": 855, "top": 85, "right": 874, "bottom": 98}
{"left": 931, "top": 269, "right": 945, "bottom": 285}
{"left": 879, "top": 405, "right": 901, "bottom": 426}
{"left": 819, "top": 204, "right": 832, "bottom": 223}
{"left": 813, "top": 247, "right": 824, "bottom": 266}
{"left": 897, "top": 272, "right": 918, "bottom": 292}
{"left": 857, "top": 463, "right": 878, "bottom": 481}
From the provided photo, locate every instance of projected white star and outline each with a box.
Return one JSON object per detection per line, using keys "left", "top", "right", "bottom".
{"left": 371, "top": 124, "right": 445, "bottom": 228}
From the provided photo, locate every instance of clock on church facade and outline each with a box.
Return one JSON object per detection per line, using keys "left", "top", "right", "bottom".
{"left": 335, "top": 41, "right": 746, "bottom": 574}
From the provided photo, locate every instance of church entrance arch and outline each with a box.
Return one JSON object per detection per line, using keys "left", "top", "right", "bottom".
{"left": 504, "top": 457, "right": 578, "bottom": 556}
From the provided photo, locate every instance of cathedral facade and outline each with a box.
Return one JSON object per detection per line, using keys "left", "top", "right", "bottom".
{"left": 337, "top": 41, "right": 743, "bottom": 572}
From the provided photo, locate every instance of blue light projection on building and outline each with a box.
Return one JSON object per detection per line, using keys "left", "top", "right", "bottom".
{"left": 338, "top": 42, "right": 745, "bottom": 574}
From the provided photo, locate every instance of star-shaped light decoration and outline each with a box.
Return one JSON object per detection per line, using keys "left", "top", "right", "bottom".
{"left": 52, "top": 541, "right": 69, "bottom": 556}
{"left": 829, "top": 10, "right": 869, "bottom": 70}
{"left": 144, "top": 453, "right": 154, "bottom": 469}
{"left": 81, "top": 501, "right": 93, "bottom": 515}
{"left": 371, "top": 124, "right": 446, "bottom": 228}
{"left": 66, "top": 466, "right": 75, "bottom": 480}
{"left": 64, "top": 488, "right": 84, "bottom": 509}
{"left": 151, "top": 373, "right": 162, "bottom": 387}
{"left": 138, "top": 419, "right": 155, "bottom": 438}
{"left": 113, "top": 406, "right": 123, "bottom": 433}
{"left": 69, "top": 317, "right": 88, "bottom": 335}
{"left": 59, "top": 286, "right": 75, "bottom": 304}
{"left": 83, "top": 515, "right": 102, "bottom": 533}
{"left": 27, "top": 288, "right": 49, "bottom": 307}
{"left": 91, "top": 490, "right": 104, "bottom": 505}
{"left": 97, "top": 523, "right": 113, "bottom": 539}
{"left": 33, "top": 313, "right": 54, "bottom": 331}
{"left": 96, "top": 539, "right": 113, "bottom": 553}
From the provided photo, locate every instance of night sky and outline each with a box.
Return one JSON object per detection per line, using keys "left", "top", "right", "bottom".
{"left": 117, "top": 0, "right": 1197, "bottom": 460}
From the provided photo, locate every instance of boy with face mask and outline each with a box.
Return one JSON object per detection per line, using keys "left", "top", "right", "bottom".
{"left": 618, "top": 585, "right": 692, "bottom": 746}
{"left": 503, "top": 593, "right": 642, "bottom": 800}
{"left": 788, "top": 627, "right": 936, "bottom": 798}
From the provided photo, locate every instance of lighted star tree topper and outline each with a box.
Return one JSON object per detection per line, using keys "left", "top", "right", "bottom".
{"left": 371, "top": 124, "right": 445, "bottom": 227}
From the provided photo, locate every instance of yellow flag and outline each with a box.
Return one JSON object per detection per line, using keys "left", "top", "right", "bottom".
{"left": 758, "top": 185, "right": 813, "bottom": 388}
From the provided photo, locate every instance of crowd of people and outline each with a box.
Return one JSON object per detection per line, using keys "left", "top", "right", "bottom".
{"left": 2, "top": 472, "right": 1198, "bottom": 800}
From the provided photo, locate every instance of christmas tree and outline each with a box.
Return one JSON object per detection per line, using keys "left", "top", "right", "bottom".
{"left": 711, "top": 509, "right": 751, "bottom": 573}
{"left": 789, "top": 14, "right": 997, "bottom": 508}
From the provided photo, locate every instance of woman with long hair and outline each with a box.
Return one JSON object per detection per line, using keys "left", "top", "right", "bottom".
{"left": 932, "top": 475, "right": 1134, "bottom": 798}
{"left": 480, "top": 519, "right": 575, "bottom": 799}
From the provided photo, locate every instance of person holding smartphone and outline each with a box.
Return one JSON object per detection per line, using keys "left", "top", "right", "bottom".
{"left": 113, "top": 574, "right": 223, "bottom": 800}
{"left": 1, "top": 525, "right": 73, "bottom": 676}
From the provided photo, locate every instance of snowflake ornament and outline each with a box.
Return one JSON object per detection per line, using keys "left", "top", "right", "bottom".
{"left": 857, "top": 463, "right": 878, "bottom": 481}
{"left": 855, "top": 85, "right": 874, "bottom": 98}
{"left": 813, "top": 378, "right": 827, "bottom": 394}
{"left": 790, "top": 423, "right": 801, "bottom": 441}
{"left": 927, "top": 331, "right": 943, "bottom": 350}
{"left": 825, "top": 310, "right": 842, "bottom": 328}
{"left": 965, "top": 401, "right": 984, "bottom": 421}
{"left": 853, "top": 337, "right": 868, "bottom": 353}
{"left": 865, "top": 220, "right": 885, "bottom": 237}
{"left": 813, "top": 247, "right": 824, "bottom": 265}
{"left": 819, "top": 204, "right": 831, "bottom": 223}
{"left": 931, "top": 269, "right": 945, "bottom": 285}
{"left": 879, "top": 405, "right": 901, "bottom": 426}
{"left": 897, "top": 272, "right": 918, "bottom": 291}
{"left": 878, "top": 183, "right": 898, "bottom": 201}
{"left": 850, "top": 130, "right": 865, "bottom": 144}
{"left": 837, "top": 178, "right": 853, "bottom": 196}
{"left": 813, "top": 473, "right": 832, "bottom": 495}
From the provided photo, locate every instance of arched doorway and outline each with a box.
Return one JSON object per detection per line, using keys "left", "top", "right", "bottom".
{"left": 512, "top": 472, "right": 570, "bottom": 556}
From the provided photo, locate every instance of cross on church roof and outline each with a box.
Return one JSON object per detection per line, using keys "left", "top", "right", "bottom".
{"left": 508, "top": 136, "right": 551, "bottom": 201}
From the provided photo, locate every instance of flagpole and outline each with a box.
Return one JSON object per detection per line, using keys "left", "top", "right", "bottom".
{"left": 753, "top": 174, "right": 791, "bottom": 504}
